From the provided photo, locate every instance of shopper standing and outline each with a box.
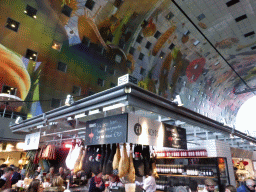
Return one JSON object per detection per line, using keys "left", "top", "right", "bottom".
{"left": 225, "top": 185, "right": 236, "bottom": 192}
{"left": 0, "top": 167, "right": 14, "bottom": 190}
{"left": 237, "top": 179, "right": 255, "bottom": 192}
{"left": 46, "top": 167, "right": 55, "bottom": 183}
{"left": 143, "top": 171, "right": 156, "bottom": 192}
{"left": 89, "top": 168, "right": 105, "bottom": 192}
{"left": 202, "top": 179, "right": 217, "bottom": 192}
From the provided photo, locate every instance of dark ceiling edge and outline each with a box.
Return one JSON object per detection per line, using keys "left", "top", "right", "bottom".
{"left": 171, "top": 0, "right": 255, "bottom": 95}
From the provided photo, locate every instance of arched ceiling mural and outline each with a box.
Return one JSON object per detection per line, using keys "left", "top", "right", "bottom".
{"left": 59, "top": 0, "right": 256, "bottom": 126}
{"left": 1, "top": 0, "right": 256, "bottom": 129}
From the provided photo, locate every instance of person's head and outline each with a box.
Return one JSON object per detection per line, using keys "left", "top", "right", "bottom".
{"left": 246, "top": 179, "right": 255, "bottom": 191}
{"left": 225, "top": 185, "right": 236, "bottom": 192}
{"left": 77, "top": 171, "right": 81, "bottom": 177}
{"left": 36, "top": 166, "right": 41, "bottom": 172}
{"left": 4, "top": 167, "right": 14, "bottom": 177}
{"left": 50, "top": 167, "right": 54, "bottom": 174}
{"left": 205, "top": 179, "right": 217, "bottom": 192}
{"left": 52, "top": 176, "right": 64, "bottom": 187}
{"left": 59, "top": 167, "right": 64, "bottom": 174}
{"left": 189, "top": 180, "right": 198, "bottom": 192}
{"left": 27, "top": 179, "right": 40, "bottom": 192}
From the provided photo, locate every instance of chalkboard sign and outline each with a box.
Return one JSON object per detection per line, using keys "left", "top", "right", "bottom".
{"left": 163, "top": 124, "right": 187, "bottom": 149}
{"left": 84, "top": 114, "right": 128, "bottom": 145}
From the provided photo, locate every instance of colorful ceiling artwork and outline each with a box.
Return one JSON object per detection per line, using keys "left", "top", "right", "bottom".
{"left": 1, "top": 0, "right": 256, "bottom": 127}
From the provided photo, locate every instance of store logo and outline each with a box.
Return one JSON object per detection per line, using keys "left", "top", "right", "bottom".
{"left": 134, "top": 123, "right": 142, "bottom": 136}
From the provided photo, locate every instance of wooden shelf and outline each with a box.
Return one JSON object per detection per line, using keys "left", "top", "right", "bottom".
{"left": 158, "top": 174, "right": 217, "bottom": 178}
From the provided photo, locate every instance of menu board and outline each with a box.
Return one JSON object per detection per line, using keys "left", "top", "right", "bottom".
{"left": 163, "top": 124, "right": 187, "bottom": 149}
{"left": 24, "top": 132, "right": 40, "bottom": 150}
{"left": 84, "top": 114, "right": 128, "bottom": 145}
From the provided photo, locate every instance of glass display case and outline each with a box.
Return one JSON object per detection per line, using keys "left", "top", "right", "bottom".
{"left": 155, "top": 157, "right": 230, "bottom": 192}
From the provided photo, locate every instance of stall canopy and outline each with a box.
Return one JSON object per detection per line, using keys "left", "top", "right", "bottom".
{"left": 10, "top": 83, "right": 256, "bottom": 149}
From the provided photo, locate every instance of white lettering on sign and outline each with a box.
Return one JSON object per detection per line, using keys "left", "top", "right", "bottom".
{"left": 148, "top": 129, "right": 158, "bottom": 137}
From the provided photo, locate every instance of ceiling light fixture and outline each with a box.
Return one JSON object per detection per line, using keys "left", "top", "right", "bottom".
{"left": 11, "top": 24, "right": 15, "bottom": 28}
{"left": 33, "top": 15, "right": 37, "bottom": 19}
{"left": 24, "top": 10, "right": 27, "bottom": 13}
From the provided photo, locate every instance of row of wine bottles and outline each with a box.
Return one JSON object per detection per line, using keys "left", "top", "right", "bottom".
{"left": 156, "top": 164, "right": 214, "bottom": 176}
{"left": 156, "top": 150, "right": 207, "bottom": 157}
{"left": 156, "top": 180, "right": 169, "bottom": 190}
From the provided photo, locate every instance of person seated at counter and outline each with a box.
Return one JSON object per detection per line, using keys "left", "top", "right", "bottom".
{"left": 34, "top": 166, "right": 42, "bottom": 178}
{"left": 237, "top": 179, "right": 255, "bottom": 192}
{"left": 0, "top": 167, "right": 14, "bottom": 190}
{"left": 57, "top": 167, "right": 66, "bottom": 181}
{"left": 42, "top": 175, "right": 51, "bottom": 188}
{"left": 11, "top": 166, "right": 21, "bottom": 185}
{"left": 27, "top": 179, "right": 41, "bottom": 192}
{"left": 44, "top": 176, "right": 65, "bottom": 192}
{"left": 202, "top": 179, "right": 217, "bottom": 192}
{"left": 89, "top": 168, "right": 105, "bottom": 192}
{"left": 108, "top": 174, "right": 124, "bottom": 190}
{"left": 188, "top": 180, "right": 198, "bottom": 192}
{"left": 46, "top": 167, "right": 55, "bottom": 183}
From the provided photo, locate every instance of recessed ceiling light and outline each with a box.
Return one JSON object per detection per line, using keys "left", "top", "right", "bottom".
{"left": 24, "top": 10, "right": 27, "bottom": 13}
{"left": 33, "top": 15, "right": 37, "bottom": 19}
{"left": 33, "top": 53, "right": 36, "bottom": 56}
{"left": 11, "top": 24, "right": 15, "bottom": 28}
{"left": 30, "top": 57, "right": 33, "bottom": 60}
{"left": 194, "top": 40, "right": 200, "bottom": 46}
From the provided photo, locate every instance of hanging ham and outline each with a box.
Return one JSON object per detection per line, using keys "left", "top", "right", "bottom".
{"left": 113, "top": 143, "right": 121, "bottom": 170}
{"left": 127, "top": 144, "right": 135, "bottom": 183}
{"left": 106, "top": 143, "right": 116, "bottom": 175}
{"left": 78, "top": 146, "right": 86, "bottom": 171}
{"left": 103, "top": 144, "right": 111, "bottom": 175}
{"left": 142, "top": 145, "right": 150, "bottom": 176}
{"left": 133, "top": 145, "right": 144, "bottom": 177}
{"left": 74, "top": 145, "right": 84, "bottom": 173}
{"left": 118, "top": 143, "right": 129, "bottom": 178}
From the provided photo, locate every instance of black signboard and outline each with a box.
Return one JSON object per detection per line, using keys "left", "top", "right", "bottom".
{"left": 84, "top": 114, "right": 128, "bottom": 145}
{"left": 163, "top": 124, "right": 187, "bottom": 149}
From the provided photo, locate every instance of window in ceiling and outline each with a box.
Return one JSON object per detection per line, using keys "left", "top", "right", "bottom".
{"left": 113, "top": 0, "right": 123, "bottom": 8}
{"left": 61, "top": 5, "right": 73, "bottom": 17}
{"left": 72, "top": 86, "right": 81, "bottom": 95}
{"left": 99, "top": 64, "right": 107, "bottom": 72}
{"left": 226, "top": 0, "right": 240, "bottom": 7}
{"left": 110, "top": 82, "right": 116, "bottom": 88}
{"left": 235, "top": 14, "right": 247, "bottom": 22}
{"left": 51, "top": 98, "right": 61, "bottom": 108}
{"left": 57, "top": 62, "right": 67, "bottom": 72}
{"left": 109, "top": 69, "right": 116, "bottom": 75}
{"left": 25, "top": 49, "right": 38, "bottom": 61}
{"left": 82, "top": 36, "right": 90, "bottom": 47}
{"left": 188, "top": 95, "right": 191, "bottom": 100}
{"left": 2, "top": 85, "right": 17, "bottom": 96}
{"left": 5, "top": 18, "right": 20, "bottom": 32}
{"left": 24, "top": 5, "right": 37, "bottom": 19}
{"left": 184, "top": 30, "right": 190, "bottom": 36}
{"left": 115, "top": 54, "right": 122, "bottom": 63}
{"left": 129, "top": 47, "right": 135, "bottom": 55}
{"left": 140, "top": 67, "right": 146, "bottom": 76}
{"left": 154, "top": 31, "right": 161, "bottom": 39}
{"left": 52, "top": 40, "right": 62, "bottom": 51}
{"left": 145, "top": 41, "right": 152, "bottom": 49}
{"left": 136, "top": 35, "right": 143, "bottom": 44}
{"left": 197, "top": 13, "right": 205, "bottom": 21}
{"left": 85, "top": 0, "right": 95, "bottom": 10}
{"left": 214, "top": 61, "right": 220, "bottom": 66}
{"left": 194, "top": 40, "right": 200, "bottom": 46}
{"left": 126, "top": 60, "right": 132, "bottom": 69}
{"left": 138, "top": 53, "right": 144, "bottom": 60}
{"left": 166, "top": 11, "right": 174, "bottom": 20}
{"left": 251, "top": 46, "right": 256, "bottom": 50}
{"left": 97, "top": 78, "right": 104, "bottom": 87}
{"left": 169, "top": 43, "right": 175, "bottom": 50}
{"left": 244, "top": 31, "right": 255, "bottom": 38}
{"left": 159, "top": 51, "right": 165, "bottom": 59}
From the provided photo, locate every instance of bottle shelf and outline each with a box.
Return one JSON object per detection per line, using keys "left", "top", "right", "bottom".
{"left": 158, "top": 174, "right": 217, "bottom": 178}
